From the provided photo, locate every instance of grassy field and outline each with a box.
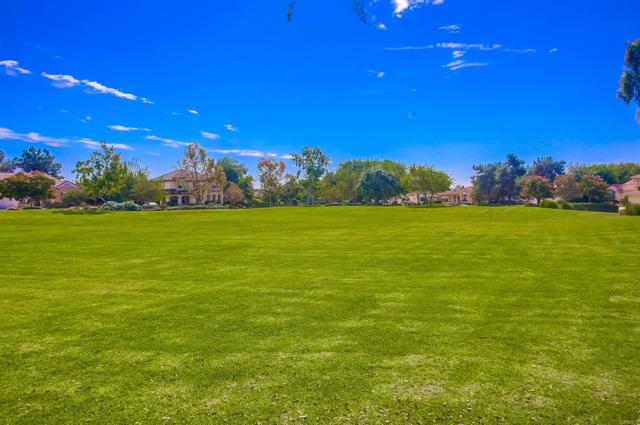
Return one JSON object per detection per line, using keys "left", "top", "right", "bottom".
{"left": 0, "top": 207, "right": 639, "bottom": 424}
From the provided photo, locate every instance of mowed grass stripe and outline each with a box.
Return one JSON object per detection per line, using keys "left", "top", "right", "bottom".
{"left": 0, "top": 207, "right": 638, "bottom": 424}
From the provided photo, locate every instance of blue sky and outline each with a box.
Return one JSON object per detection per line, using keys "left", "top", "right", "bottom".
{"left": 1, "top": 0, "right": 638, "bottom": 185}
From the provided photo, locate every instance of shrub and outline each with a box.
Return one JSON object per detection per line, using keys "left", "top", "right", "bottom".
{"left": 62, "top": 190, "right": 89, "bottom": 208}
{"left": 540, "top": 199, "right": 558, "bottom": 209}
{"left": 99, "top": 201, "right": 142, "bottom": 211}
{"left": 569, "top": 203, "right": 618, "bottom": 213}
{"left": 621, "top": 204, "right": 640, "bottom": 216}
{"left": 555, "top": 199, "right": 572, "bottom": 210}
{"left": 99, "top": 201, "right": 121, "bottom": 211}
{"left": 122, "top": 201, "right": 143, "bottom": 211}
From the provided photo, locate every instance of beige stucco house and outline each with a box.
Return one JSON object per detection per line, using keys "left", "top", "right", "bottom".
{"left": 0, "top": 172, "right": 82, "bottom": 208}
{"left": 609, "top": 174, "right": 640, "bottom": 205}
{"left": 154, "top": 170, "right": 224, "bottom": 206}
{"left": 439, "top": 186, "right": 474, "bottom": 205}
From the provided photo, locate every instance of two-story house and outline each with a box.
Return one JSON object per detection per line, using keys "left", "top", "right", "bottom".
{"left": 154, "top": 170, "right": 224, "bottom": 206}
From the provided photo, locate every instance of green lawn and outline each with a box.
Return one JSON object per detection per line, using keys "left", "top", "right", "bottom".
{"left": 1, "top": 207, "right": 639, "bottom": 424}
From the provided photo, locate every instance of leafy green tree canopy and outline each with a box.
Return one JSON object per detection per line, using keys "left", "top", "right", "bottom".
{"left": 618, "top": 38, "right": 640, "bottom": 122}
{"left": 408, "top": 165, "right": 452, "bottom": 205}
{"left": 74, "top": 143, "right": 130, "bottom": 202}
{"left": 218, "top": 157, "right": 248, "bottom": 184}
{"left": 358, "top": 168, "right": 402, "bottom": 204}
{"left": 291, "top": 146, "right": 331, "bottom": 205}
{"left": 529, "top": 157, "right": 566, "bottom": 182}
{"left": 14, "top": 147, "right": 62, "bottom": 177}
{"left": 0, "top": 172, "right": 55, "bottom": 205}
{"left": 0, "top": 150, "right": 16, "bottom": 172}
{"left": 520, "top": 175, "right": 553, "bottom": 204}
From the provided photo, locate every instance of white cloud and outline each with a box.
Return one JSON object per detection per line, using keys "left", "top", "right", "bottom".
{"left": 83, "top": 80, "right": 136, "bottom": 100}
{"left": 377, "top": 71, "right": 385, "bottom": 78}
{"left": 208, "top": 148, "right": 291, "bottom": 159}
{"left": 549, "top": 48, "right": 559, "bottom": 54}
{"left": 188, "top": 109, "right": 199, "bottom": 115}
{"left": 201, "top": 131, "right": 220, "bottom": 140}
{"left": 108, "top": 125, "right": 150, "bottom": 132}
{"left": 170, "top": 112, "right": 182, "bottom": 116}
{"left": 224, "top": 124, "right": 238, "bottom": 132}
{"left": 145, "top": 135, "right": 191, "bottom": 148}
{"left": 80, "top": 116, "right": 92, "bottom": 124}
{"left": 41, "top": 72, "right": 144, "bottom": 102}
{"left": 377, "top": 23, "right": 387, "bottom": 30}
{"left": 41, "top": 72, "right": 80, "bottom": 88}
{"left": 504, "top": 48, "right": 537, "bottom": 54}
{"left": 76, "top": 138, "right": 134, "bottom": 151}
{"left": 443, "top": 60, "right": 487, "bottom": 71}
{"left": 0, "top": 127, "right": 69, "bottom": 147}
{"left": 0, "top": 127, "right": 134, "bottom": 150}
{"left": 0, "top": 60, "right": 31, "bottom": 76}
{"left": 393, "top": 0, "right": 441, "bottom": 17}
{"left": 452, "top": 50, "right": 465, "bottom": 59}
{"left": 440, "top": 24, "right": 461, "bottom": 33}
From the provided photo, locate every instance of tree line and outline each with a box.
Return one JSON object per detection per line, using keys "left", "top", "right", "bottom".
{"left": 2, "top": 143, "right": 639, "bottom": 209}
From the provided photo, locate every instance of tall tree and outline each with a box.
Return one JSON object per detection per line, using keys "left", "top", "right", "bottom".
{"left": 618, "top": 38, "right": 640, "bottom": 123}
{"left": 257, "top": 158, "right": 286, "bottom": 206}
{"left": 218, "top": 157, "right": 248, "bottom": 184}
{"left": 224, "top": 182, "right": 245, "bottom": 206}
{"left": 554, "top": 174, "right": 581, "bottom": 201}
{"left": 570, "top": 162, "right": 640, "bottom": 184}
{"left": 529, "top": 157, "right": 566, "bottom": 182}
{"left": 472, "top": 154, "right": 526, "bottom": 204}
{"left": 0, "top": 150, "right": 15, "bottom": 172}
{"left": 520, "top": 175, "right": 553, "bottom": 205}
{"left": 238, "top": 175, "right": 255, "bottom": 204}
{"left": 358, "top": 168, "right": 402, "bottom": 204}
{"left": 74, "top": 143, "right": 130, "bottom": 202}
{"left": 14, "top": 147, "right": 62, "bottom": 177}
{"left": 291, "top": 146, "right": 331, "bottom": 205}
{"left": 408, "top": 165, "right": 452, "bottom": 205}
{"left": 578, "top": 173, "right": 610, "bottom": 203}
{"left": 178, "top": 143, "right": 227, "bottom": 204}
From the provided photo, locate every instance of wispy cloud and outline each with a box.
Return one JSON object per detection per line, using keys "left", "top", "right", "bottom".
{"left": 41, "top": 72, "right": 80, "bottom": 88}
{"left": 377, "top": 23, "right": 387, "bottom": 30}
{"left": 41, "top": 72, "right": 147, "bottom": 102}
{"left": 208, "top": 148, "right": 291, "bottom": 159}
{"left": 108, "top": 125, "right": 151, "bottom": 132}
{"left": 385, "top": 42, "right": 502, "bottom": 51}
{"left": 0, "top": 127, "right": 68, "bottom": 147}
{"left": 440, "top": 24, "right": 461, "bottom": 33}
{"left": 76, "top": 138, "right": 134, "bottom": 151}
{"left": 0, "top": 127, "right": 133, "bottom": 151}
{"left": 201, "top": 131, "right": 220, "bottom": 140}
{"left": 443, "top": 60, "right": 487, "bottom": 71}
{"left": 188, "top": 109, "right": 199, "bottom": 115}
{"left": 145, "top": 135, "right": 191, "bottom": 148}
{"left": 224, "top": 124, "right": 238, "bottom": 132}
{"left": 386, "top": 41, "right": 537, "bottom": 71}
{"left": 549, "top": 48, "right": 559, "bottom": 54}
{"left": 0, "top": 60, "right": 31, "bottom": 76}
{"left": 80, "top": 116, "right": 92, "bottom": 124}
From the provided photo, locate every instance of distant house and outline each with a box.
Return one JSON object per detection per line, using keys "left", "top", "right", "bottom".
{"left": 0, "top": 172, "right": 82, "bottom": 209}
{"left": 154, "top": 170, "right": 224, "bottom": 206}
{"left": 609, "top": 174, "right": 640, "bottom": 204}
{"left": 439, "top": 186, "right": 474, "bottom": 205}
